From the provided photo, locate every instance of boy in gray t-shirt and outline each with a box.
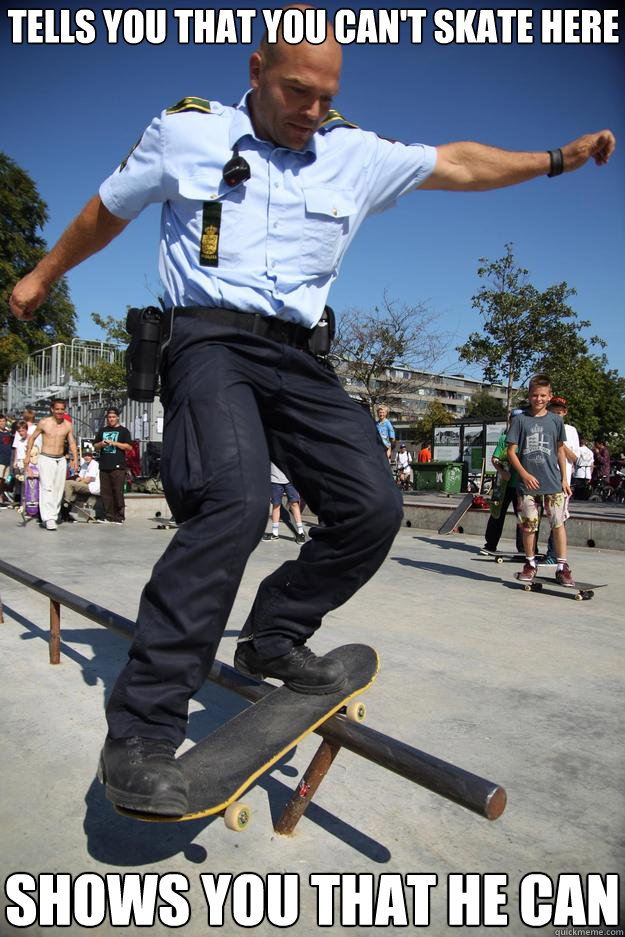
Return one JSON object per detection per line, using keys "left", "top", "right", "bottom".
{"left": 506, "top": 374, "right": 574, "bottom": 586}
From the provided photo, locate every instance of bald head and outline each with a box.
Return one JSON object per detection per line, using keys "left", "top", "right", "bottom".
{"left": 258, "top": 5, "right": 341, "bottom": 67}
{"left": 249, "top": 5, "right": 342, "bottom": 150}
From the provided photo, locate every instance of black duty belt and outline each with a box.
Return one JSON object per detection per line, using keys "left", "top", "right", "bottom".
{"left": 173, "top": 306, "right": 313, "bottom": 350}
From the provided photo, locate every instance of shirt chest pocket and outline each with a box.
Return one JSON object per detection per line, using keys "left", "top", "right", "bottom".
{"left": 300, "top": 187, "right": 356, "bottom": 276}
{"left": 178, "top": 173, "right": 243, "bottom": 268}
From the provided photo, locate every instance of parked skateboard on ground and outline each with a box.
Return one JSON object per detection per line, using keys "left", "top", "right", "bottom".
{"left": 150, "top": 511, "right": 178, "bottom": 529}
{"left": 69, "top": 502, "right": 96, "bottom": 523}
{"left": 513, "top": 573, "right": 606, "bottom": 601}
{"left": 480, "top": 549, "right": 545, "bottom": 564}
{"left": 438, "top": 493, "right": 474, "bottom": 534}
{"left": 113, "top": 643, "right": 378, "bottom": 828}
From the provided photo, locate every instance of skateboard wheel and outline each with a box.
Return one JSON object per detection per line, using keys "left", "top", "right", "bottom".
{"left": 496, "top": 556, "right": 503, "bottom": 564}
{"left": 345, "top": 699, "right": 366, "bottom": 723}
{"left": 574, "top": 593, "right": 583, "bottom": 601}
{"left": 224, "top": 802, "right": 251, "bottom": 832}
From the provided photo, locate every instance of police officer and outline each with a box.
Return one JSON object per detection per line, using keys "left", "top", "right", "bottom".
{"left": 10, "top": 7, "right": 615, "bottom": 816}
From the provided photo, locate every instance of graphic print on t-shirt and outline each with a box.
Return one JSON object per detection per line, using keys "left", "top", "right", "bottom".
{"left": 102, "top": 430, "right": 120, "bottom": 452}
{"left": 523, "top": 423, "right": 552, "bottom": 464}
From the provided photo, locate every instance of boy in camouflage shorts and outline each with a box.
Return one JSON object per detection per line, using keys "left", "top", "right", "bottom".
{"left": 506, "top": 374, "right": 575, "bottom": 587}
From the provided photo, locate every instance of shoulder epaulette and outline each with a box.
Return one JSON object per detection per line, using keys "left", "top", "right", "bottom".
{"left": 319, "top": 109, "right": 359, "bottom": 132}
{"left": 166, "top": 96, "right": 212, "bottom": 115}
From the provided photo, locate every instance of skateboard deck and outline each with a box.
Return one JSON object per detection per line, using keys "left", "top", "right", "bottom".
{"left": 480, "top": 550, "right": 545, "bottom": 564}
{"left": 115, "top": 643, "right": 378, "bottom": 825}
{"left": 70, "top": 502, "right": 96, "bottom": 522}
{"left": 513, "top": 573, "right": 606, "bottom": 601}
{"left": 150, "top": 512, "right": 178, "bottom": 529}
{"left": 438, "top": 493, "right": 474, "bottom": 534}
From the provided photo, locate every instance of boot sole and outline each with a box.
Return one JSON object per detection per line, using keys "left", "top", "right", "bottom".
{"left": 97, "top": 753, "right": 188, "bottom": 817}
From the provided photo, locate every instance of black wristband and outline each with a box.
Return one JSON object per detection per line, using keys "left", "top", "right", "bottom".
{"left": 547, "top": 148, "right": 563, "bottom": 177}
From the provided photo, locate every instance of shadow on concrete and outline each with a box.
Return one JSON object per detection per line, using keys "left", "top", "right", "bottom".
{"left": 391, "top": 558, "right": 501, "bottom": 584}
{"left": 412, "top": 536, "right": 480, "bottom": 554}
{"left": 2, "top": 603, "right": 391, "bottom": 864}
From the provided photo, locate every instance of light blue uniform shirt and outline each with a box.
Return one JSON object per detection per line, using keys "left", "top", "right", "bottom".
{"left": 100, "top": 93, "right": 437, "bottom": 328}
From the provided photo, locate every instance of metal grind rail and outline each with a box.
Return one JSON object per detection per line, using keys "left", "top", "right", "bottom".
{"left": 0, "top": 558, "right": 506, "bottom": 828}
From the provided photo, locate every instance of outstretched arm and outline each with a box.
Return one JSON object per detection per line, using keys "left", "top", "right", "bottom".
{"left": 420, "top": 129, "right": 615, "bottom": 191}
{"left": 10, "top": 195, "right": 130, "bottom": 321}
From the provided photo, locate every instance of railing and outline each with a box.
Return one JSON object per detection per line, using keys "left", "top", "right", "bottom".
{"left": 0, "top": 558, "right": 507, "bottom": 828}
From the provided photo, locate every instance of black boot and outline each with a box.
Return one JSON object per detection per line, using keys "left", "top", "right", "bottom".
{"left": 98, "top": 736, "right": 188, "bottom": 816}
{"left": 234, "top": 642, "right": 346, "bottom": 694}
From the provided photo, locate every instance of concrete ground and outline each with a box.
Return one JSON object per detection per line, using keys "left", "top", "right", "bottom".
{"left": 0, "top": 507, "right": 623, "bottom": 936}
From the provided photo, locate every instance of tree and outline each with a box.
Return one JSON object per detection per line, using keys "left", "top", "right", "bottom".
{"left": 0, "top": 152, "right": 76, "bottom": 380}
{"left": 411, "top": 401, "right": 454, "bottom": 446}
{"left": 457, "top": 244, "right": 589, "bottom": 413}
{"left": 72, "top": 313, "right": 128, "bottom": 398}
{"left": 463, "top": 389, "right": 507, "bottom": 421}
{"left": 333, "top": 293, "right": 445, "bottom": 415}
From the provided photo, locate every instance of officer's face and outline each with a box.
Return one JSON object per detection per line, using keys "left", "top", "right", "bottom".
{"left": 249, "top": 39, "right": 341, "bottom": 151}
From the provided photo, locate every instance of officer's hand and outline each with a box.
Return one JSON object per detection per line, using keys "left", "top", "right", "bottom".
{"left": 9, "top": 272, "right": 51, "bottom": 321}
{"left": 561, "top": 130, "right": 615, "bottom": 172}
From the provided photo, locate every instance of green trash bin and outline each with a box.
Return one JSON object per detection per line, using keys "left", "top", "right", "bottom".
{"left": 412, "top": 461, "right": 464, "bottom": 493}
{"left": 441, "top": 461, "right": 463, "bottom": 494}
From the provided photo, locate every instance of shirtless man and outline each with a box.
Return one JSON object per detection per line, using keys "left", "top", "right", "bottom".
{"left": 25, "top": 399, "right": 78, "bottom": 531}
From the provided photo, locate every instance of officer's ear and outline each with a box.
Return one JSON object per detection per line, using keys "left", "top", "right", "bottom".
{"left": 249, "top": 51, "right": 262, "bottom": 89}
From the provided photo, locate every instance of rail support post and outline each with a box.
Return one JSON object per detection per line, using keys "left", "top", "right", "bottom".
{"left": 274, "top": 739, "right": 341, "bottom": 835}
{"left": 49, "top": 599, "right": 61, "bottom": 665}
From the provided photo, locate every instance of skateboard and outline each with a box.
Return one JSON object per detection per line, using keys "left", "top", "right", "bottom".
{"left": 69, "top": 502, "right": 96, "bottom": 523}
{"left": 438, "top": 493, "right": 474, "bottom": 534}
{"left": 150, "top": 512, "right": 178, "bottom": 529}
{"left": 514, "top": 573, "right": 606, "bottom": 601}
{"left": 113, "top": 643, "right": 378, "bottom": 828}
{"left": 480, "top": 549, "right": 546, "bottom": 564}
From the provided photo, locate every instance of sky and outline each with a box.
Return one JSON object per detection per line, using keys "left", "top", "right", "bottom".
{"left": 2, "top": 4, "right": 624, "bottom": 381}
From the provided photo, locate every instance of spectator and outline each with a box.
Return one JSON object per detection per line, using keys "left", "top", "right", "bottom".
{"left": 418, "top": 444, "right": 432, "bottom": 463}
{"left": 573, "top": 437, "right": 594, "bottom": 500}
{"left": 375, "top": 405, "right": 395, "bottom": 460}
{"left": 0, "top": 414, "right": 13, "bottom": 507}
{"left": 593, "top": 441, "right": 611, "bottom": 482}
{"left": 63, "top": 450, "right": 101, "bottom": 515}
{"left": 395, "top": 443, "right": 413, "bottom": 488}
{"left": 263, "top": 462, "right": 306, "bottom": 543}
{"left": 93, "top": 408, "right": 133, "bottom": 524}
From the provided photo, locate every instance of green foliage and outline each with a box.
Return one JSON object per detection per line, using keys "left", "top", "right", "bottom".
{"left": 72, "top": 313, "right": 128, "bottom": 395}
{"left": 457, "top": 244, "right": 588, "bottom": 412}
{"left": 333, "top": 293, "right": 444, "bottom": 415}
{"left": 411, "top": 401, "right": 455, "bottom": 445}
{"left": 0, "top": 151, "right": 77, "bottom": 380}
{"left": 463, "top": 389, "right": 507, "bottom": 421}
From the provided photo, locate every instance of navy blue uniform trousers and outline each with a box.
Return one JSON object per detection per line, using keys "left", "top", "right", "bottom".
{"left": 106, "top": 316, "right": 403, "bottom": 746}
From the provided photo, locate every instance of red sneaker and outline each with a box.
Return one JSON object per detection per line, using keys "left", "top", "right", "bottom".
{"left": 517, "top": 562, "right": 537, "bottom": 582}
{"left": 555, "top": 563, "right": 576, "bottom": 587}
